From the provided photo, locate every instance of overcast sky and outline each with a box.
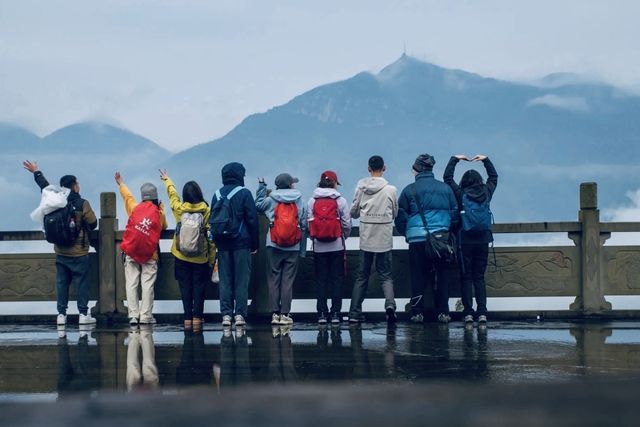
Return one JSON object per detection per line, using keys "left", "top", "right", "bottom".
{"left": 1, "top": 0, "right": 639, "bottom": 152}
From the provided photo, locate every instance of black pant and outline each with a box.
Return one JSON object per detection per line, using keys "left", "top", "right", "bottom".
{"left": 460, "top": 244, "right": 489, "bottom": 316}
{"left": 174, "top": 258, "right": 210, "bottom": 320}
{"left": 408, "top": 242, "right": 449, "bottom": 316}
{"left": 314, "top": 251, "right": 344, "bottom": 314}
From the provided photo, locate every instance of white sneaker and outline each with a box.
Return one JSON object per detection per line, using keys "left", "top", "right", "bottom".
{"left": 139, "top": 317, "right": 156, "bottom": 324}
{"left": 234, "top": 315, "right": 246, "bottom": 326}
{"left": 272, "top": 325, "right": 280, "bottom": 338}
{"left": 129, "top": 317, "right": 139, "bottom": 326}
{"left": 464, "top": 314, "right": 474, "bottom": 323}
{"left": 279, "top": 314, "right": 293, "bottom": 325}
{"left": 222, "top": 315, "right": 232, "bottom": 326}
{"left": 235, "top": 326, "right": 245, "bottom": 338}
{"left": 56, "top": 314, "right": 67, "bottom": 325}
{"left": 437, "top": 313, "right": 451, "bottom": 323}
{"left": 57, "top": 325, "right": 66, "bottom": 339}
{"left": 478, "top": 315, "right": 487, "bottom": 323}
{"left": 78, "top": 313, "right": 96, "bottom": 325}
{"left": 271, "top": 313, "right": 281, "bottom": 325}
{"left": 410, "top": 313, "right": 424, "bottom": 323}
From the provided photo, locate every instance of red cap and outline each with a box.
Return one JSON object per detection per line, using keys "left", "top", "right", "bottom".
{"left": 320, "top": 170, "right": 340, "bottom": 185}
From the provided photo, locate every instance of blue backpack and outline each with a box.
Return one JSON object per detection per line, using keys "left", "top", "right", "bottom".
{"left": 460, "top": 191, "right": 493, "bottom": 232}
{"left": 209, "top": 186, "right": 244, "bottom": 242}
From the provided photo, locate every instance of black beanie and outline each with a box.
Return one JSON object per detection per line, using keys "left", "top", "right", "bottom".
{"left": 412, "top": 154, "right": 436, "bottom": 173}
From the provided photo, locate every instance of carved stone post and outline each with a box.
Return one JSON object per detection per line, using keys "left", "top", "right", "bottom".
{"left": 92, "top": 192, "right": 122, "bottom": 320}
{"left": 570, "top": 183, "right": 611, "bottom": 314}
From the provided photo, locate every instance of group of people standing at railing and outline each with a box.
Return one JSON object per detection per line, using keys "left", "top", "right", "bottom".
{"left": 23, "top": 152, "right": 497, "bottom": 329}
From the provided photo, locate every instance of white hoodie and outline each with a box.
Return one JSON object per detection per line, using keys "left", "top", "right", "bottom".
{"left": 351, "top": 177, "right": 398, "bottom": 253}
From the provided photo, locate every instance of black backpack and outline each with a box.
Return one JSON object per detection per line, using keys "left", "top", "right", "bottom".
{"left": 43, "top": 199, "right": 83, "bottom": 246}
{"left": 209, "top": 187, "right": 244, "bottom": 243}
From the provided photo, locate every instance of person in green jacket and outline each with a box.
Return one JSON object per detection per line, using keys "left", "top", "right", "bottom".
{"left": 160, "top": 169, "right": 216, "bottom": 331}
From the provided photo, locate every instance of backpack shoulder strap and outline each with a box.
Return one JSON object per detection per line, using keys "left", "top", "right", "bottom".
{"left": 215, "top": 189, "right": 222, "bottom": 200}
{"left": 227, "top": 186, "right": 244, "bottom": 200}
{"left": 410, "top": 183, "right": 429, "bottom": 231}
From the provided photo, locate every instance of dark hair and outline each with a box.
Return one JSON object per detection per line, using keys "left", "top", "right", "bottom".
{"left": 182, "top": 181, "right": 205, "bottom": 204}
{"left": 149, "top": 199, "right": 160, "bottom": 207}
{"left": 318, "top": 177, "right": 336, "bottom": 188}
{"left": 460, "top": 170, "right": 484, "bottom": 189}
{"left": 59, "top": 175, "right": 77, "bottom": 190}
{"left": 368, "top": 155, "right": 384, "bottom": 172}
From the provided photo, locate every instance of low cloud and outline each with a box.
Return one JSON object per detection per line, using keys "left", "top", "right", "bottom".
{"left": 602, "top": 188, "right": 640, "bottom": 245}
{"left": 527, "top": 94, "right": 590, "bottom": 112}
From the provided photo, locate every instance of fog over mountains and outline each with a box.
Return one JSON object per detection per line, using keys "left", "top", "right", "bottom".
{"left": 3, "top": 55, "right": 640, "bottom": 231}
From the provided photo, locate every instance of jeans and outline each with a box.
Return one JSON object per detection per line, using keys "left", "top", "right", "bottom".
{"left": 56, "top": 255, "right": 90, "bottom": 315}
{"left": 460, "top": 244, "right": 489, "bottom": 316}
{"left": 266, "top": 247, "right": 299, "bottom": 314}
{"left": 349, "top": 251, "right": 396, "bottom": 318}
{"left": 408, "top": 242, "right": 449, "bottom": 316}
{"left": 218, "top": 249, "right": 252, "bottom": 318}
{"left": 314, "top": 250, "right": 344, "bottom": 314}
{"left": 175, "top": 258, "right": 210, "bottom": 320}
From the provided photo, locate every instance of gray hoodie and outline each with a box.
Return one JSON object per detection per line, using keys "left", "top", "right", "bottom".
{"left": 351, "top": 177, "right": 398, "bottom": 253}
{"left": 307, "top": 187, "right": 352, "bottom": 253}
{"left": 255, "top": 183, "right": 307, "bottom": 253}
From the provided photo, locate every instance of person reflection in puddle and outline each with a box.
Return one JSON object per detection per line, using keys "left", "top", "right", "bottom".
{"left": 217, "top": 326, "right": 251, "bottom": 390}
{"left": 177, "top": 330, "right": 212, "bottom": 387}
{"left": 268, "top": 325, "right": 297, "bottom": 383}
{"left": 126, "top": 325, "right": 159, "bottom": 392}
{"left": 57, "top": 325, "right": 97, "bottom": 398}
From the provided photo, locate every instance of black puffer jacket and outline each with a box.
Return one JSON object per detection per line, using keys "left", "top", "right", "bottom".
{"left": 443, "top": 157, "right": 498, "bottom": 245}
{"left": 209, "top": 162, "right": 259, "bottom": 251}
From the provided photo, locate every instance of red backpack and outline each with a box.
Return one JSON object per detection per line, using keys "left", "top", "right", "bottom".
{"left": 120, "top": 202, "right": 162, "bottom": 264}
{"left": 271, "top": 202, "right": 302, "bottom": 247}
{"left": 309, "top": 197, "right": 342, "bottom": 242}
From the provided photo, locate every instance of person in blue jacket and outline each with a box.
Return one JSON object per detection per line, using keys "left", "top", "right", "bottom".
{"left": 395, "top": 154, "right": 459, "bottom": 323}
{"left": 210, "top": 162, "right": 259, "bottom": 328}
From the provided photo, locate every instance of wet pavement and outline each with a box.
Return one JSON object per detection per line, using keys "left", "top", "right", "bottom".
{"left": 1, "top": 320, "right": 640, "bottom": 403}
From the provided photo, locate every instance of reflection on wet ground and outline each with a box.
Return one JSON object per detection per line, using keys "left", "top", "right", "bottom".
{"left": 1, "top": 321, "right": 640, "bottom": 402}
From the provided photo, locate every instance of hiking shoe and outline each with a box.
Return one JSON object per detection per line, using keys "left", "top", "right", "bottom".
{"left": 386, "top": 308, "right": 397, "bottom": 323}
{"left": 437, "top": 313, "right": 451, "bottom": 323}
{"left": 478, "top": 315, "right": 487, "bottom": 323}
{"left": 271, "top": 313, "right": 280, "bottom": 325}
{"left": 279, "top": 314, "right": 293, "bottom": 325}
{"left": 234, "top": 315, "right": 246, "bottom": 326}
{"left": 318, "top": 313, "right": 328, "bottom": 324}
{"left": 79, "top": 313, "right": 96, "bottom": 325}
{"left": 56, "top": 314, "right": 67, "bottom": 325}
{"left": 410, "top": 313, "right": 424, "bottom": 323}
{"left": 222, "top": 315, "right": 232, "bottom": 326}
{"left": 129, "top": 317, "right": 139, "bottom": 326}
{"left": 330, "top": 312, "right": 341, "bottom": 324}
{"left": 464, "top": 314, "right": 474, "bottom": 323}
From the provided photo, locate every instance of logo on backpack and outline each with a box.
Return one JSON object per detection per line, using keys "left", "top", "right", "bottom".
{"left": 209, "top": 186, "right": 244, "bottom": 243}
{"left": 309, "top": 197, "right": 342, "bottom": 242}
{"left": 120, "top": 202, "right": 162, "bottom": 264}
{"left": 270, "top": 202, "right": 302, "bottom": 247}
{"left": 43, "top": 200, "right": 82, "bottom": 246}
{"left": 461, "top": 192, "right": 493, "bottom": 232}
{"left": 176, "top": 211, "right": 207, "bottom": 257}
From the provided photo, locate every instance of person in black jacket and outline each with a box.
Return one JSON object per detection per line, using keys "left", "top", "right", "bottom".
{"left": 443, "top": 154, "right": 498, "bottom": 324}
{"left": 209, "top": 162, "right": 259, "bottom": 328}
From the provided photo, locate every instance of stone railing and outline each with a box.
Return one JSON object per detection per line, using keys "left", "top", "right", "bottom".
{"left": 1, "top": 182, "right": 639, "bottom": 321}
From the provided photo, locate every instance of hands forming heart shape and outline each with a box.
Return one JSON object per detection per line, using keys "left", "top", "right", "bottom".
{"left": 454, "top": 154, "right": 487, "bottom": 162}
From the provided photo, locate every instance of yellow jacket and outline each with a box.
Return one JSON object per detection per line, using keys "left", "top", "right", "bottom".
{"left": 118, "top": 183, "right": 168, "bottom": 261}
{"left": 163, "top": 178, "right": 216, "bottom": 265}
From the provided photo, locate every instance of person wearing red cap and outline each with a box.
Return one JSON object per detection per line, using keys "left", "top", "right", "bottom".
{"left": 307, "top": 170, "right": 352, "bottom": 324}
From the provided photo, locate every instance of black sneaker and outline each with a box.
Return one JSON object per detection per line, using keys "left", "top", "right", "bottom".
{"left": 318, "top": 313, "right": 328, "bottom": 324}
{"left": 386, "top": 308, "right": 397, "bottom": 323}
{"left": 330, "top": 312, "right": 341, "bottom": 324}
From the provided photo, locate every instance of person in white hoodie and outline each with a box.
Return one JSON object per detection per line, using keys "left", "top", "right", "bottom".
{"left": 348, "top": 155, "right": 398, "bottom": 323}
{"left": 255, "top": 173, "right": 307, "bottom": 326}
{"left": 307, "top": 170, "right": 352, "bottom": 325}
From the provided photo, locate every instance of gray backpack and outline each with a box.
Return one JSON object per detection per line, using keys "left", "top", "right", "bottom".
{"left": 176, "top": 212, "right": 206, "bottom": 257}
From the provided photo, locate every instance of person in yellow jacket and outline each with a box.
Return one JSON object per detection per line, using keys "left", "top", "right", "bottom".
{"left": 160, "top": 169, "right": 216, "bottom": 331}
{"left": 115, "top": 172, "right": 168, "bottom": 326}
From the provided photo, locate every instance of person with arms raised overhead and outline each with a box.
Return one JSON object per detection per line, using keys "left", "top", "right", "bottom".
{"left": 444, "top": 154, "right": 498, "bottom": 325}
{"left": 23, "top": 160, "right": 98, "bottom": 326}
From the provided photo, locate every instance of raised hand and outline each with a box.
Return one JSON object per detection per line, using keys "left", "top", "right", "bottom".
{"left": 471, "top": 154, "right": 487, "bottom": 161}
{"left": 114, "top": 171, "right": 123, "bottom": 185}
{"left": 454, "top": 154, "right": 470, "bottom": 161}
{"left": 23, "top": 160, "right": 39, "bottom": 173}
{"left": 159, "top": 169, "right": 169, "bottom": 181}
